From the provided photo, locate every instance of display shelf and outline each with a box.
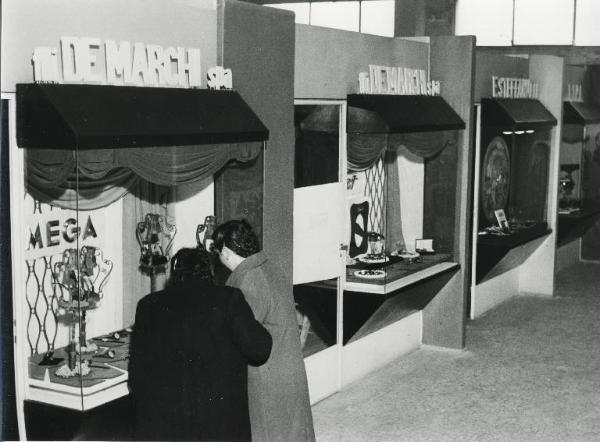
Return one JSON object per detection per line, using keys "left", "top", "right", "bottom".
{"left": 26, "top": 331, "right": 130, "bottom": 411}
{"left": 345, "top": 254, "right": 458, "bottom": 295}
{"left": 477, "top": 222, "right": 550, "bottom": 248}
{"left": 476, "top": 222, "right": 551, "bottom": 283}
{"left": 343, "top": 265, "right": 458, "bottom": 344}
{"left": 558, "top": 208, "right": 600, "bottom": 246}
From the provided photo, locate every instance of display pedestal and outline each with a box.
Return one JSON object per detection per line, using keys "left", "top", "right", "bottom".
{"left": 27, "top": 330, "right": 130, "bottom": 411}
{"left": 476, "top": 222, "right": 551, "bottom": 283}
{"left": 557, "top": 209, "right": 600, "bottom": 246}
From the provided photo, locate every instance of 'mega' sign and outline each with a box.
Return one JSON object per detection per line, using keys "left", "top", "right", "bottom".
{"left": 33, "top": 36, "right": 203, "bottom": 88}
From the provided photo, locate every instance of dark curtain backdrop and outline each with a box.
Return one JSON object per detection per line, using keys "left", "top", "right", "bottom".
{"left": 349, "top": 130, "right": 458, "bottom": 253}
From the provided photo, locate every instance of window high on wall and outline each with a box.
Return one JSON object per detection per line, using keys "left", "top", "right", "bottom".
{"left": 265, "top": 0, "right": 395, "bottom": 37}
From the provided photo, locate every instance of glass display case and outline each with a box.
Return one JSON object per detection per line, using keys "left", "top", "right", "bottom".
{"left": 558, "top": 100, "right": 600, "bottom": 254}
{"left": 293, "top": 103, "right": 343, "bottom": 358}
{"left": 476, "top": 98, "right": 556, "bottom": 282}
{"left": 341, "top": 94, "right": 464, "bottom": 342}
{"left": 9, "top": 83, "right": 268, "bottom": 411}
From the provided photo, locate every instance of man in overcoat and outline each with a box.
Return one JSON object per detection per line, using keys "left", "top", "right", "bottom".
{"left": 214, "top": 220, "right": 316, "bottom": 442}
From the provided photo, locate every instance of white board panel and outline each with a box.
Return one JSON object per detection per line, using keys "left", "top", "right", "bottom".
{"left": 397, "top": 147, "right": 424, "bottom": 252}
{"left": 293, "top": 183, "right": 344, "bottom": 284}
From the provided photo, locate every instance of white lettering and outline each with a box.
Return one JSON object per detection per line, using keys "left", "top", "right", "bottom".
{"left": 146, "top": 44, "right": 166, "bottom": 85}
{"left": 492, "top": 76, "right": 538, "bottom": 99}
{"left": 105, "top": 40, "right": 132, "bottom": 84}
{"left": 80, "top": 37, "right": 103, "bottom": 83}
{"left": 163, "top": 46, "right": 179, "bottom": 86}
{"left": 207, "top": 66, "right": 233, "bottom": 90}
{"left": 178, "top": 47, "right": 201, "bottom": 87}
{"left": 32, "top": 47, "right": 60, "bottom": 83}
{"left": 358, "top": 65, "right": 440, "bottom": 96}
{"left": 37, "top": 37, "right": 204, "bottom": 88}
{"left": 131, "top": 42, "right": 149, "bottom": 86}
{"left": 61, "top": 36, "right": 82, "bottom": 82}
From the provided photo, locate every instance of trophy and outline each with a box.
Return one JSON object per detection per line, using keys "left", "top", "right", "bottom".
{"left": 53, "top": 246, "right": 113, "bottom": 370}
{"left": 559, "top": 164, "right": 579, "bottom": 211}
{"left": 196, "top": 215, "right": 217, "bottom": 252}
{"left": 136, "top": 213, "right": 177, "bottom": 272}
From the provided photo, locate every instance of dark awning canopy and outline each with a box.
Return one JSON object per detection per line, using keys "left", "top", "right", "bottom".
{"left": 563, "top": 101, "right": 600, "bottom": 125}
{"left": 481, "top": 98, "right": 557, "bottom": 131}
{"left": 346, "top": 94, "right": 465, "bottom": 134}
{"left": 17, "top": 83, "right": 269, "bottom": 149}
{"left": 562, "top": 101, "right": 600, "bottom": 143}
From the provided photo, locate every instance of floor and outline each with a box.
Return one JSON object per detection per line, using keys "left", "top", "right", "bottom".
{"left": 312, "top": 262, "right": 600, "bottom": 442}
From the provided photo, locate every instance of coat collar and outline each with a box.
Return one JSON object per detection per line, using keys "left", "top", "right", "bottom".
{"left": 227, "top": 251, "right": 268, "bottom": 285}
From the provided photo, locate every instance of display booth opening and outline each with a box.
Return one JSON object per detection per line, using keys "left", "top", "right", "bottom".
{"left": 558, "top": 99, "right": 600, "bottom": 257}
{"left": 476, "top": 97, "right": 557, "bottom": 283}
{"left": 330, "top": 94, "right": 464, "bottom": 343}
{"left": 13, "top": 82, "right": 268, "bottom": 417}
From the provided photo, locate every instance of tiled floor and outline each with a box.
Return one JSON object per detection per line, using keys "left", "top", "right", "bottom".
{"left": 312, "top": 262, "right": 600, "bottom": 442}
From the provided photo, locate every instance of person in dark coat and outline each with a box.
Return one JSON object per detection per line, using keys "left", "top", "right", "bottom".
{"left": 128, "top": 247, "right": 272, "bottom": 441}
{"left": 213, "top": 220, "right": 316, "bottom": 442}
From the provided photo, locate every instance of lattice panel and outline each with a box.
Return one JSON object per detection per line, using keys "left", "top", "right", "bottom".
{"left": 364, "top": 156, "right": 386, "bottom": 235}
{"left": 25, "top": 255, "right": 61, "bottom": 355}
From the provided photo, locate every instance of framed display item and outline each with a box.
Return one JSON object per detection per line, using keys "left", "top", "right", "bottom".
{"left": 481, "top": 136, "right": 510, "bottom": 224}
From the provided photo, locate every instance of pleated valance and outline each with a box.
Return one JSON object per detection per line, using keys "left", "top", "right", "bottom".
{"left": 17, "top": 83, "right": 268, "bottom": 210}
{"left": 26, "top": 143, "right": 262, "bottom": 210}
{"left": 347, "top": 130, "right": 459, "bottom": 171}
{"left": 299, "top": 100, "right": 463, "bottom": 171}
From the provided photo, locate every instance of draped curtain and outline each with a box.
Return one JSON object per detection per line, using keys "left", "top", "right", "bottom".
{"left": 23, "top": 142, "right": 263, "bottom": 322}
{"left": 348, "top": 130, "right": 458, "bottom": 254}
{"left": 347, "top": 130, "right": 458, "bottom": 172}
{"left": 25, "top": 142, "right": 262, "bottom": 210}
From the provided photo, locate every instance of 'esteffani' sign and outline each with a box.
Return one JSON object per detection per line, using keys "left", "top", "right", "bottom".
{"left": 33, "top": 36, "right": 203, "bottom": 87}
{"left": 492, "top": 76, "right": 539, "bottom": 99}
{"left": 359, "top": 65, "right": 441, "bottom": 96}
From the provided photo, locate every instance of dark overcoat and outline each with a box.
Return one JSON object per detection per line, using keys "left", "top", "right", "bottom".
{"left": 227, "top": 252, "right": 316, "bottom": 442}
{"left": 128, "top": 281, "right": 272, "bottom": 441}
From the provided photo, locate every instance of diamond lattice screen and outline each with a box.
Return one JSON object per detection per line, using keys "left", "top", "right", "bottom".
{"left": 364, "top": 156, "right": 386, "bottom": 236}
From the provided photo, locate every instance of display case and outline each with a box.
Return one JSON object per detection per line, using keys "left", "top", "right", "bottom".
{"left": 293, "top": 102, "right": 343, "bottom": 359}
{"left": 558, "top": 99, "right": 600, "bottom": 250}
{"left": 292, "top": 26, "right": 474, "bottom": 393}
{"left": 341, "top": 93, "right": 464, "bottom": 341}
{"left": 475, "top": 97, "right": 556, "bottom": 283}
{"left": 469, "top": 52, "right": 565, "bottom": 319}
{"left": 1, "top": 1, "right": 297, "bottom": 438}
{"left": 10, "top": 83, "right": 267, "bottom": 413}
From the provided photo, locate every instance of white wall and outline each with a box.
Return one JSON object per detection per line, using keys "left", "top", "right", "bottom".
{"left": 1, "top": 0, "right": 217, "bottom": 92}
{"left": 171, "top": 178, "right": 214, "bottom": 252}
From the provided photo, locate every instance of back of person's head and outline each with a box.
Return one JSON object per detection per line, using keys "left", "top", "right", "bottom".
{"left": 212, "top": 219, "right": 260, "bottom": 258}
{"left": 168, "top": 247, "right": 214, "bottom": 288}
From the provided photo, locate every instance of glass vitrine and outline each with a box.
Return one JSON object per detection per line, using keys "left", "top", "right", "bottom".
{"left": 293, "top": 103, "right": 344, "bottom": 359}
{"left": 475, "top": 98, "right": 556, "bottom": 283}
{"left": 559, "top": 99, "right": 600, "bottom": 258}
{"left": 341, "top": 94, "right": 464, "bottom": 343}
{"left": 11, "top": 83, "right": 267, "bottom": 412}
